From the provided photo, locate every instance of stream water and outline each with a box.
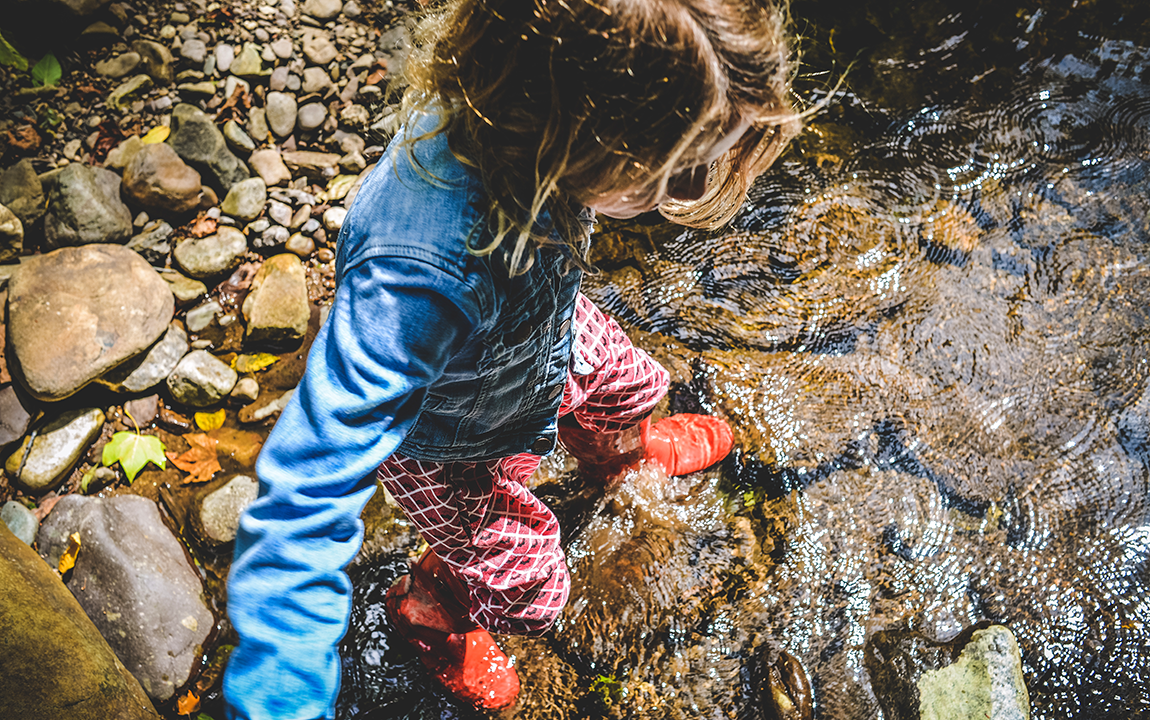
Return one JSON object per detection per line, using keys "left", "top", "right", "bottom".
{"left": 333, "top": 2, "right": 1150, "bottom": 718}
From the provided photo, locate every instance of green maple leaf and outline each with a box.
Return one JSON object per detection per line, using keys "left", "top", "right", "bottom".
{"left": 102, "top": 431, "right": 167, "bottom": 483}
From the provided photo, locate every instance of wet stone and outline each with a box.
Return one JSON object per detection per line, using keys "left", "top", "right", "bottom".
{"left": 160, "top": 268, "right": 207, "bottom": 303}
{"left": 302, "top": 28, "right": 337, "bottom": 65}
{"left": 36, "top": 494, "right": 214, "bottom": 702}
{"left": 918, "top": 626, "right": 1030, "bottom": 720}
{"left": 4, "top": 408, "right": 105, "bottom": 494}
{"left": 241, "top": 388, "right": 293, "bottom": 422}
{"left": 322, "top": 205, "right": 347, "bottom": 232}
{"left": 249, "top": 148, "right": 292, "bottom": 186}
{"left": 185, "top": 299, "right": 223, "bottom": 333}
{"left": 0, "top": 202, "right": 22, "bottom": 262}
{"left": 173, "top": 226, "right": 248, "bottom": 279}
{"left": 221, "top": 177, "right": 268, "bottom": 222}
{"left": 107, "top": 73, "right": 153, "bottom": 109}
{"left": 231, "top": 376, "right": 260, "bottom": 403}
{"left": 266, "top": 91, "right": 298, "bottom": 137}
{"left": 1, "top": 500, "right": 37, "bottom": 545}
{"left": 166, "top": 349, "right": 238, "bottom": 406}
{"left": 167, "top": 103, "right": 251, "bottom": 193}
{"left": 286, "top": 231, "right": 315, "bottom": 257}
{"left": 6, "top": 244, "right": 173, "bottom": 401}
{"left": 97, "top": 322, "right": 189, "bottom": 394}
{"left": 43, "top": 164, "right": 133, "bottom": 248}
{"left": 95, "top": 51, "right": 141, "bottom": 78}
{"left": 198, "top": 474, "right": 259, "bottom": 544}
{"left": 243, "top": 253, "right": 310, "bottom": 344}
{"left": 122, "top": 142, "right": 203, "bottom": 215}
{"left": 123, "top": 394, "right": 160, "bottom": 426}
{"left": 131, "top": 39, "right": 175, "bottom": 85}
{"left": 127, "top": 219, "right": 175, "bottom": 267}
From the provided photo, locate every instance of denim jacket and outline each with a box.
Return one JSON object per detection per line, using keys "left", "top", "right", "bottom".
{"left": 224, "top": 118, "right": 586, "bottom": 720}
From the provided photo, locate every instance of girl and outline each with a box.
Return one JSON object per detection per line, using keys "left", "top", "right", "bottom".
{"left": 224, "top": 0, "right": 799, "bottom": 717}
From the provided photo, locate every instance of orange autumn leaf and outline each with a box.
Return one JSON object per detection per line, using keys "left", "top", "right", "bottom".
{"left": 58, "top": 532, "right": 81, "bottom": 574}
{"left": 165, "top": 433, "right": 222, "bottom": 484}
{"left": 176, "top": 690, "right": 201, "bottom": 715}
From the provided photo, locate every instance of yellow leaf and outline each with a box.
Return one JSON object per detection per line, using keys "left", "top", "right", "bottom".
{"left": 176, "top": 690, "right": 201, "bottom": 715}
{"left": 231, "top": 353, "right": 280, "bottom": 373}
{"left": 141, "top": 125, "right": 170, "bottom": 144}
{"left": 195, "top": 409, "right": 226, "bottom": 431}
{"left": 58, "top": 532, "right": 81, "bottom": 574}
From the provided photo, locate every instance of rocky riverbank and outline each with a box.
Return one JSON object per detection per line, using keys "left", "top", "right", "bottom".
{"left": 0, "top": 0, "right": 415, "bottom": 715}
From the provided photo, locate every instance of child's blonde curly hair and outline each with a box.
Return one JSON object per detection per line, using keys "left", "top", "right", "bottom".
{"left": 399, "top": 0, "right": 800, "bottom": 273}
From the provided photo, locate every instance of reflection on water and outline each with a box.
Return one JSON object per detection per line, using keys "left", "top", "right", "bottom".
{"left": 340, "top": 7, "right": 1150, "bottom": 719}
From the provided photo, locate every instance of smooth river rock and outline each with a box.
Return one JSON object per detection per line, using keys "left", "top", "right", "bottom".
{"left": 0, "top": 523, "right": 161, "bottom": 720}
{"left": 121, "top": 142, "right": 203, "bottom": 215}
{"left": 96, "top": 322, "right": 189, "bottom": 393}
{"left": 198, "top": 474, "right": 259, "bottom": 544}
{"left": 37, "top": 495, "right": 215, "bottom": 703}
{"left": 6, "top": 244, "right": 174, "bottom": 401}
{"left": 918, "top": 626, "right": 1030, "bottom": 720}
{"left": 3, "top": 407, "right": 105, "bottom": 494}
{"left": 166, "top": 349, "right": 238, "bottom": 406}
{"left": 167, "top": 103, "right": 250, "bottom": 193}
{"left": 1, "top": 499, "right": 38, "bottom": 545}
{"left": 220, "top": 176, "right": 268, "bottom": 222}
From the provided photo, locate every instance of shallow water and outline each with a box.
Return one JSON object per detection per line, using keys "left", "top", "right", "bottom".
{"left": 339, "top": 4, "right": 1150, "bottom": 719}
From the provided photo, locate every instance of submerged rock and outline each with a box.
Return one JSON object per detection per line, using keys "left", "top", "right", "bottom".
{"left": 918, "top": 626, "right": 1030, "bottom": 720}
{"left": 6, "top": 244, "right": 174, "bottom": 401}
{"left": 197, "top": 474, "right": 259, "bottom": 544}
{"left": 37, "top": 495, "right": 215, "bottom": 703}
{"left": 3, "top": 407, "right": 105, "bottom": 494}
{"left": 1, "top": 522, "right": 161, "bottom": 720}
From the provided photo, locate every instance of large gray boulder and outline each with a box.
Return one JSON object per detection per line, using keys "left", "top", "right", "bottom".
{"left": 43, "top": 164, "right": 133, "bottom": 248}
{"left": 0, "top": 523, "right": 161, "bottom": 720}
{"left": 37, "top": 495, "right": 215, "bottom": 703}
{"left": 6, "top": 244, "right": 174, "bottom": 401}
{"left": 167, "top": 104, "right": 250, "bottom": 194}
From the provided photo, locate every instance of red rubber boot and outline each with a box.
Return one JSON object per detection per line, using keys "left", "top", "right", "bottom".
{"left": 385, "top": 549, "right": 520, "bottom": 710}
{"left": 559, "top": 413, "right": 734, "bottom": 480}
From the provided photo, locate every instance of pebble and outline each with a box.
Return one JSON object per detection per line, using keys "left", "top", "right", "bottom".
{"left": 160, "top": 269, "right": 208, "bottom": 303}
{"left": 95, "top": 51, "right": 142, "bottom": 78}
{"left": 160, "top": 24, "right": 177, "bottom": 39}
{"left": 271, "top": 37, "right": 294, "bottom": 59}
{"left": 266, "top": 199, "right": 293, "bottom": 226}
{"left": 223, "top": 120, "right": 257, "bottom": 154}
{"left": 4, "top": 408, "right": 106, "bottom": 494}
{"left": 261, "top": 45, "right": 277, "bottom": 62}
{"left": 168, "top": 103, "right": 252, "bottom": 193}
{"left": 286, "top": 232, "right": 315, "bottom": 256}
{"left": 230, "top": 377, "right": 261, "bottom": 403}
{"left": 269, "top": 65, "right": 290, "bottom": 91}
{"left": 105, "top": 135, "right": 144, "bottom": 170}
{"left": 298, "top": 102, "right": 327, "bottom": 131}
{"left": 302, "top": 0, "right": 343, "bottom": 20}
{"left": 215, "top": 43, "right": 235, "bottom": 72}
{"left": 255, "top": 224, "right": 290, "bottom": 252}
{"left": 302, "top": 66, "right": 333, "bottom": 94}
{"left": 127, "top": 219, "right": 176, "bottom": 266}
{"left": 221, "top": 177, "right": 268, "bottom": 222}
{"left": 249, "top": 148, "right": 292, "bottom": 186}
{"left": 343, "top": 0, "right": 361, "bottom": 18}
{"left": 339, "top": 103, "right": 370, "bottom": 128}
{"left": 322, "top": 205, "right": 347, "bottom": 232}
{"left": 0, "top": 203, "right": 22, "bottom": 260}
{"left": 246, "top": 389, "right": 294, "bottom": 422}
{"left": 131, "top": 39, "right": 176, "bottom": 85}
{"left": 185, "top": 299, "right": 223, "bottom": 332}
{"left": 286, "top": 73, "right": 302, "bottom": 92}
{"left": 177, "top": 80, "right": 216, "bottom": 95}
{"left": 247, "top": 107, "right": 271, "bottom": 142}
{"left": 180, "top": 38, "right": 207, "bottom": 63}
{"left": 254, "top": 27, "right": 270, "bottom": 43}
{"left": 223, "top": 75, "right": 250, "bottom": 100}
{"left": 316, "top": 247, "right": 335, "bottom": 263}
{"left": 1, "top": 501, "right": 38, "bottom": 545}
{"left": 289, "top": 204, "right": 311, "bottom": 228}
{"left": 167, "top": 350, "right": 238, "bottom": 406}
{"left": 265, "top": 91, "right": 298, "bottom": 137}
{"left": 301, "top": 28, "right": 337, "bottom": 65}
{"left": 122, "top": 142, "right": 204, "bottom": 215}
{"left": 230, "top": 42, "right": 264, "bottom": 77}
{"left": 302, "top": 217, "right": 322, "bottom": 234}
{"left": 107, "top": 74, "right": 154, "bottom": 110}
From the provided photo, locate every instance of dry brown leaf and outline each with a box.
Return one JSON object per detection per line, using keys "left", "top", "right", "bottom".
{"left": 188, "top": 212, "right": 218, "bottom": 238}
{"left": 165, "top": 433, "right": 222, "bottom": 484}
{"left": 33, "top": 494, "right": 62, "bottom": 522}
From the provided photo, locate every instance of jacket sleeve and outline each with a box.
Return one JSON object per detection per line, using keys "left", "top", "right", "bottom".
{"left": 223, "top": 255, "right": 481, "bottom": 720}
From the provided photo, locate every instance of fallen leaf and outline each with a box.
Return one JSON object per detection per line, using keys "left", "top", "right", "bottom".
{"left": 79, "top": 466, "right": 99, "bottom": 493}
{"left": 166, "top": 434, "right": 222, "bottom": 484}
{"left": 195, "top": 409, "right": 226, "bottom": 431}
{"left": 141, "top": 125, "right": 170, "bottom": 144}
{"left": 58, "top": 532, "right": 81, "bottom": 574}
{"left": 188, "top": 212, "right": 218, "bottom": 238}
{"left": 177, "top": 690, "right": 201, "bottom": 716}
{"left": 32, "top": 494, "right": 62, "bottom": 521}
{"left": 6, "top": 124, "right": 41, "bottom": 154}
{"left": 102, "top": 430, "right": 167, "bottom": 482}
{"left": 232, "top": 353, "right": 280, "bottom": 373}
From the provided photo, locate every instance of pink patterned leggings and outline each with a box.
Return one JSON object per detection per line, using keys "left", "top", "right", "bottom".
{"left": 377, "top": 294, "right": 669, "bottom": 635}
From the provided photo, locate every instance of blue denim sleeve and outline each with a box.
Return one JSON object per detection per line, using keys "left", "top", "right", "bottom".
{"left": 223, "top": 256, "right": 480, "bottom": 720}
